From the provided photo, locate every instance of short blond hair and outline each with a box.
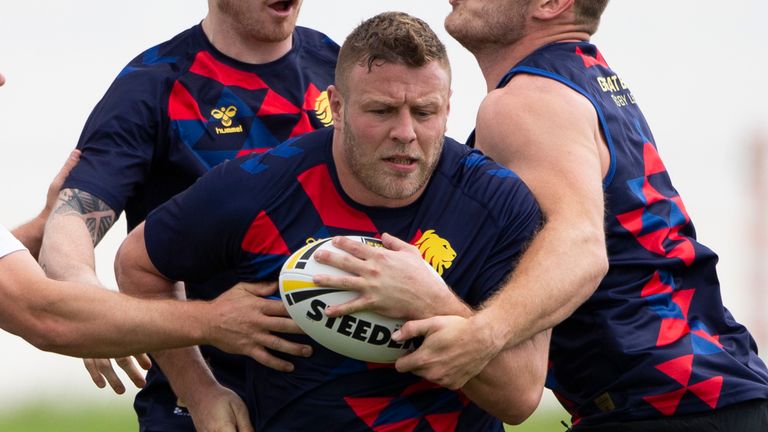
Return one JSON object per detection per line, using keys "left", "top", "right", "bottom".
{"left": 335, "top": 12, "right": 449, "bottom": 95}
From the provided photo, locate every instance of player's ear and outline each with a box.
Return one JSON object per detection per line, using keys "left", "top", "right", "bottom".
{"left": 327, "top": 85, "right": 344, "bottom": 132}
{"left": 532, "top": 0, "right": 574, "bottom": 21}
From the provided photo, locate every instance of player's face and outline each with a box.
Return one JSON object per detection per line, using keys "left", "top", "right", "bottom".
{"left": 445, "top": 0, "right": 529, "bottom": 52}
{"left": 332, "top": 61, "right": 451, "bottom": 207}
{"left": 214, "top": 0, "right": 303, "bottom": 43}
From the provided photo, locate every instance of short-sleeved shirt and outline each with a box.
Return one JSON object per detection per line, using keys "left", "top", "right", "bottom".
{"left": 145, "top": 127, "right": 542, "bottom": 431}
{"left": 60, "top": 23, "right": 339, "bottom": 429}
{"left": 63, "top": 24, "right": 338, "bottom": 230}
{"left": 0, "top": 225, "right": 25, "bottom": 259}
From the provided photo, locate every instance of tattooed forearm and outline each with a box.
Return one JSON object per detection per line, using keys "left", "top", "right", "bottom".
{"left": 53, "top": 188, "right": 116, "bottom": 246}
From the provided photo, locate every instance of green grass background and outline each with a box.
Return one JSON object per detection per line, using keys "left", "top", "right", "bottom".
{"left": 0, "top": 400, "right": 570, "bottom": 432}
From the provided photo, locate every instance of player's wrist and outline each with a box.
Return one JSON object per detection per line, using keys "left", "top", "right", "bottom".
{"left": 472, "top": 307, "right": 509, "bottom": 355}
{"left": 195, "top": 300, "right": 220, "bottom": 347}
{"left": 429, "top": 287, "right": 471, "bottom": 319}
{"left": 184, "top": 377, "right": 228, "bottom": 411}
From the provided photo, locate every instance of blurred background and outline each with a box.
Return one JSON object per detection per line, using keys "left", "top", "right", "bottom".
{"left": 0, "top": 1, "right": 766, "bottom": 430}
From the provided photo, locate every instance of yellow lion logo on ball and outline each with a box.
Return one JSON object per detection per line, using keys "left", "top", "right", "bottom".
{"left": 415, "top": 230, "right": 456, "bottom": 276}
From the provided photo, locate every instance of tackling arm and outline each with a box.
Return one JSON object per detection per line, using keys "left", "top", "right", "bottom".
{"left": 393, "top": 74, "right": 609, "bottom": 391}
{"left": 0, "top": 248, "right": 210, "bottom": 357}
{"left": 313, "top": 235, "right": 549, "bottom": 423}
{"left": 475, "top": 74, "right": 609, "bottom": 351}
{"left": 462, "top": 329, "right": 550, "bottom": 424}
{"left": 115, "top": 222, "right": 311, "bottom": 431}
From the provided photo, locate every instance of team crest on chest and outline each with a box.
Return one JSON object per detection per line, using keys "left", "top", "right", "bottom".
{"left": 414, "top": 230, "right": 456, "bottom": 276}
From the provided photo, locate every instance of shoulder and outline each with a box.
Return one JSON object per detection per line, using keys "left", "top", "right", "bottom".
{"left": 483, "top": 73, "right": 594, "bottom": 121}
{"left": 482, "top": 42, "right": 606, "bottom": 135}
{"left": 169, "top": 128, "right": 331, "bottom": 231}
{"left": 437, "top": 139, "right": 539, "bottom": 221}
{"left": 232, "top": 127, "right": 332, "bottom": 185}
{"left": 295, "top": 26, "right": 340, "bottom": 64}
{"left": 124, "top": 25, "right": 200, "bottom": 72}
{"left": 109, "top": 26, "right": 201, "bottom": 95}
{"left": 476, "top": 73, "right": 598, "bottom": 164}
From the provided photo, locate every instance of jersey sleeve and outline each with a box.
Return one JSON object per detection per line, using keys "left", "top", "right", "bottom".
{"left": 144, "top": 156, "right": 264, "bottom": 283}
{"left": 466, "top": 163, "right": 542, "bottom": 305}
{"left": 0, "top": 225, "right": 26, "bottom": 259}
{"left": 62, "top": 69, "right": 170, "bottom": 215}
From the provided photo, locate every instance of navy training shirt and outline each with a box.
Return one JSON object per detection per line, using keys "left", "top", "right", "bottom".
{"left": 61, "top": 23, "right": 339, "bottom": 430}
{"left": 64, "top": 24, "right": 338, "bottom": 230}
{"left": 145, "top": 127, "right": 542, "bottom": 431}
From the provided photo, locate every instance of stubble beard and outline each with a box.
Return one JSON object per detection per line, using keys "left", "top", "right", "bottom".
{"left": 216, "top": 0, "right": 295, "bottom": 43}
{"left": 445, "top": 2, "right": 527, "bottom": 54}
{"left": 342, "top": 121, "right": 443, "bottom": 203}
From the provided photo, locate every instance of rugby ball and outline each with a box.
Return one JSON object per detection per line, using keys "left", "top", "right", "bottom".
{"left": 279, "top": 236, "right": 430, "bottom": 363}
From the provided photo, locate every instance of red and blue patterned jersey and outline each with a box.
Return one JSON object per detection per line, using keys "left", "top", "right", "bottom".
{"left": 144, "top": 127, "right": 542, "bottom": 431}
{"left": 63, "top": 24, "right": 338, "bottom": 230}
{"left": 495, "top": 42, "right": 768, "bottom": 426}
{"left": 61, "top": 24, "right": 338, "bottom": 430}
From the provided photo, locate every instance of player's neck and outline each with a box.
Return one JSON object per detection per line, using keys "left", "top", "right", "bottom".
{"left": 201, "top": 16, "right": 293, "bottom": 65}
{"left": 474, "top": 30, "right": 590, "bottom": 92}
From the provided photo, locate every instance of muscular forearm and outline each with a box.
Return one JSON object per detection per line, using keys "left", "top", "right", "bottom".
{"left": 427, "top": 289, "right": 473, "bottom": 319}
{"left": 29, "top": 285, "right": 210, "bottom": 357}
{"left": 481, "top": 218, "right": 607, "bottom": 350}
{"left": 40, "top": 213, "right": 101, "bottom": 283}
{"left": 153, "top": 347, "right": 222, "bottom": 409}
{"left": 461, "top": 330, "right": 550, "bottom": 425}
{"left": 0, "top": 250, "right": 209, "bottom": 357}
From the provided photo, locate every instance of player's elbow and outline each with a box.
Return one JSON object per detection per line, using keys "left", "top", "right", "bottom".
{"left": 498, "top": 386, "right": 543, "bottom": 425}
{"left": 28, "top": 332, "right": 68, "bottom": 355}
{"left": 584, "top": 229, "right": 609, "bottom": 292}
{"left": 572, "top": 222, "right": 608, "bottom": 301}
{"left": 1, "top": 282, "right": 77, "bottom": 355}
{"left": 113, "top": 241, "right": 132, "bottom": 292}
{"left": 22, "top": 316, "right": 80, "bottom": 355}
{"left": 114, "top": 231, "right": 149, "bottom": 295}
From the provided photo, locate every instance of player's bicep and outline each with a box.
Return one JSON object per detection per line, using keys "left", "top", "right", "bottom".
{"left": 114, "top": 222, "right": 172, "bottom": 298}
{"left": 476, "top": 76, "right": 605, "bottom": 221}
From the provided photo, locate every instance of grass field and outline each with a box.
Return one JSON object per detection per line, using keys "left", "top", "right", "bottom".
{"left": 0, "top": 403, "right": 138, "bottom": 432}
{"left": 0, "top": 401, "right": 569, "bottom": 432}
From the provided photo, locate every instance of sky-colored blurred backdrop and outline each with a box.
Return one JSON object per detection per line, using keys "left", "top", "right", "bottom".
{"left": 1, "top": 0, "right": 766, "bottom": 412}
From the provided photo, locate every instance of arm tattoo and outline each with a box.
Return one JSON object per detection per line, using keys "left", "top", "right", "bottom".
{"left": 54, "top": 188, "right": 117, "bottom": 246}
